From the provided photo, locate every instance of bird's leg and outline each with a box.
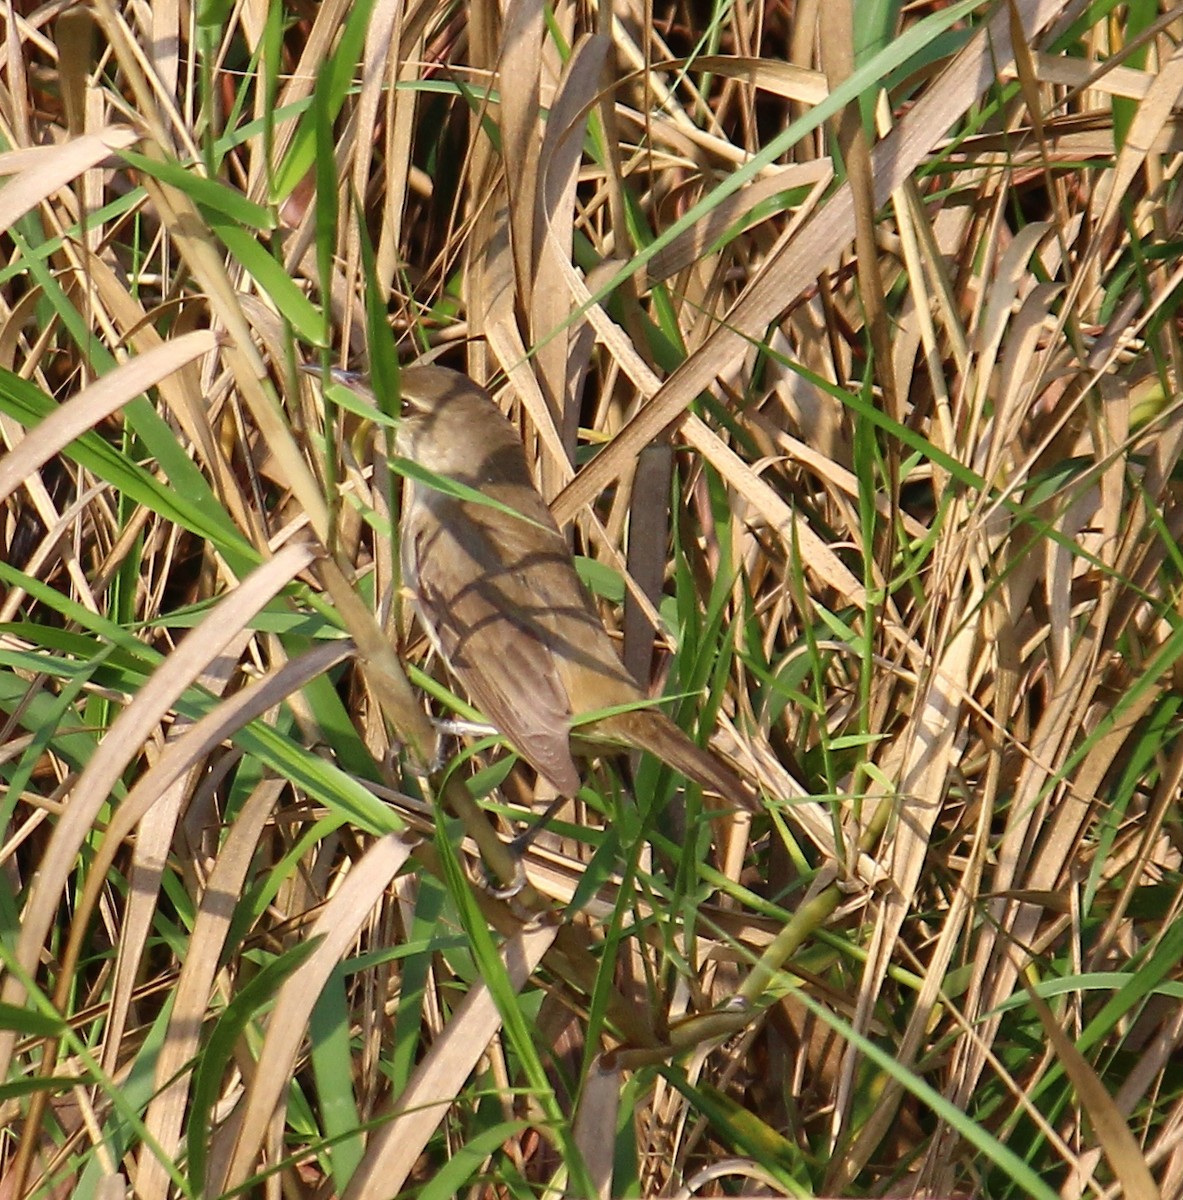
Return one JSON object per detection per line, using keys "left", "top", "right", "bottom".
{"left": 477, "top": 794, "right": 567, "bottom": 900}
{"left": 506, "top": 794, "right": 567, "bottom": 854}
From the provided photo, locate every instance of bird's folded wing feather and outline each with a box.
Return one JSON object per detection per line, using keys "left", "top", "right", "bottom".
{"left": 407, "top": 495, "right": 583, "bottom": 796}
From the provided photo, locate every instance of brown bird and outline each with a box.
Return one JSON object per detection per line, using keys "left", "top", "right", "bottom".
{"left": 322, "top": 364, "right": 755, "bottom": 842}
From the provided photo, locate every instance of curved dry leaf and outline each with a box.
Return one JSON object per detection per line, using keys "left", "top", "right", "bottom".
{"left": 672, "top": 55, "right": 829, "bottom": 105}
{"left": 680, "top": 415, "right": 870, "bottom": 609}
{"left": 375, "top": 13, "right": 426, "bottom": 287}
{"left": 573, "top": 1057, "right": 622, "bottom": 1200}
{"left": 0, "top": 329, "right": 218, "bottom": 507}
{"left": 135, "top": 779, "right": 289, "bottom": 1200}
{"left": 1025, "top": 982, "right": 1161, "bottom": 1200}
{"left": 648, "top": 162, "right": 831, "bottom": 284}
{"left": 609, "top": 15, "right": 711, "bottom": 137}
{"left": 341, "top": 919, "right": 558, "bottom": 1200}
{"left": 339, "top": 0, "right": 408, "bottom": 349}
{"left": 1093, "top": 39, "right": 1183, "bottom": 237}
{"left": 481, "top": 212, "right": 573, "bottom": 486}
{"left": 0, "top": 541, "right": 318, "bottom": 1083}
{"left": 835, "top": 579, "right": 983, "bottom": 1145}
{"left": 135, "top": 165, "right": 332, "bottom": 542}
{"left": 79, "top": 253, "right": 244, "bottom": 529}
{"left": 982, "top": 281, "right": 1065, "bottom": 489}
{"left": 94, "top": 639, "right": 355, "bottom": 1083}
{"left": 219, "top": 833, "right": 416, "bottom": 1191}
{"left": 0, "top": 126, "right": 138, "bottom": 229}
{"left": 888, "top": 176, "right": 963, "bottom": 455}
{"left": 87, "top": 1, "right": 198, "bottom": 159}
{"left": 970, "top": 222, "right": 1054, "bottom": 388}
{"left": 753, "top": 415, "right": 929, "bottom": 541}
{"left": 1020, "top": 50, "right": 1152, "bottom": 100}
{"left": 501, "top": 0, "right": 544, "bottom": 291}
{"left": 534, "top": 205, "right": 875, "bottom": 611}
{"left": 99, "top": 629, "right": 255, "bottom": 1083}
{"left": 532, "top": 33, "right": 609, "bottom": 472}
{"left": 243, "top": 0, "right": 357, "bottom": 203}
{"left": 944, "top": 629, "right": 1163, "bottom": 1140}
{"left": 553, "top": 0, "right": 1070, "bottom": 522}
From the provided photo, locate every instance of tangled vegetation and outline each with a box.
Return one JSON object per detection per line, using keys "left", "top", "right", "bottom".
{"left": 0, "top": 0, "right": 1181, "bottom": 1196}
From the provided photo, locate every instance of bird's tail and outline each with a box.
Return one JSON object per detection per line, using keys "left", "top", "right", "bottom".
{"left": 605, "top": 707, "right": 759, "bottom": 815}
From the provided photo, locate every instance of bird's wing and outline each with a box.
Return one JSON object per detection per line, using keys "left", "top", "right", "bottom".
{"left": 475, "top": 484, "right": 643, "bottom": 713}
{"left": 406, "top": 495, "right": 582, "bottom": 796}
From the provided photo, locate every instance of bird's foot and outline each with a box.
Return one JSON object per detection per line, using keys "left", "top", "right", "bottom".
{"left": 474, "top": 797, "right": 567, "bottom": 899}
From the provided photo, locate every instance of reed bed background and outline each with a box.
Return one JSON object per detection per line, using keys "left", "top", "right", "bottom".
{"left": 0, "top": 0, "right": 1181, "bottom": 1196}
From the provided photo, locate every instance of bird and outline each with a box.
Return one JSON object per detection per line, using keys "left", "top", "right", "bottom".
{"left": 318, "top": 363, "right": 756, "bottom": 848}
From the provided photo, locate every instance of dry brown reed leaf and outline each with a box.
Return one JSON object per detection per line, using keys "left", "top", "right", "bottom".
{"left": 0, "top": 541, "right": 319, "bottom": 1083}
{"left": 531, "top": 199, "right": 879, "bottom": 626}
{"left": 648, "top": 161, "right": 831, "bottom": 285}
{"left": 820, "top": 1, "right": 899, "bottom": 427}
{"left": 1095, "top": 43, "right": 1183, "bottom": 241}
{"left": 136, "top": 165, "right": 334, "bottom": 543}
{"left": 314, "top": 552, "right": 440, "bottom": 768}
{"left": 836, "top": 582, "right": 981, "bottom": 1148}
{"left": 944, "top": 599, "right": 1166, "bottom": 1176}
{"left": 0, "top": 330, "right": 217, "bottom": 507}
{"left": 0, "top": 475, "right": 109, "bottom": 621}
{"left": 339, "top": 0, "right": 411, "bottom": 347}
{"left": 1025, "top": 50, "right": 1155, "bottom": 100}
{"left": 681, "top": 416, "right": 873, "bottom": 612}
{"left": 81, "top": 1, "right": 190, "bottom": 157}
{"left": 1026, "top": 981, "right": 1160, "bottom": 1200}
{"left": 339, "top": 919, "right": 558, "bottom": 1199}
{"left": 0, "top": 128, "right": 138, "bottom": 227}
{"left": 96, "top": 640, "right": 355, "bottom": 1079}
{"left": 887, "top": 186, "right": 970, "bottom": 426}
{"left": 98, "top": 627, "right": 257, "bottom": 1080}
{"left": 133, "top": 775, "right": 287, "bottom": 1200}
{"left": 376, "top": 14, "right": 427, "bottom": 289}
{"left": 533, "top": 34, "right": 610, "bottom": 493}
{"left": 500, "top": 0, "right": 545, "bottom": 297}
{"left": 217, "top": 832, "right": 417, "bottom": 1191}
{"left": 81, "top": 256, "right": 249, "bottom": 532}
{"left": 482, "top": 210, "right": 574, "bottom": 483}
{"left": 680, "top": 56, "right": 829, "bottom": 105}
{"left": 246, "top": 0, "right": 359, "bottom": 201}
{"left": 554, "top": 0, "right": 1071, "bottom": 523}
{"left": 573, "top": 1056, "right": 621, "bottom": 1199}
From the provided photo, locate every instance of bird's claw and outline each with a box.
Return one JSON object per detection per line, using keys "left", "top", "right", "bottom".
{"left": 476, "top": 853, "right": 528, "bottom": 900}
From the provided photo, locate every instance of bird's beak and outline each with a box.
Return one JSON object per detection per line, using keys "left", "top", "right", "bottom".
{"left": 298, "top": 362, "right": 367, "bottom": 387}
